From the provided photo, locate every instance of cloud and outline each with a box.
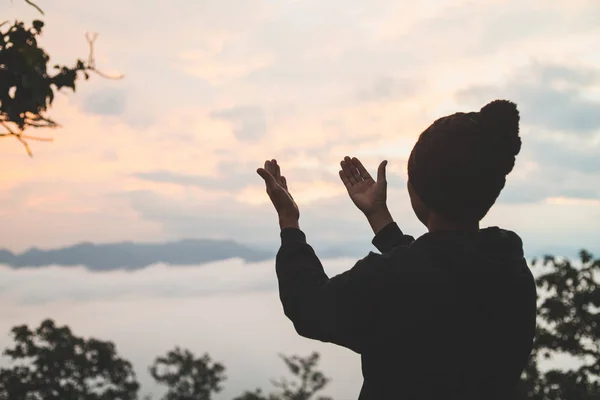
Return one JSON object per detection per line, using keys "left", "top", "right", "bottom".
{"left": 133, "top": 170, "right": 245, "bottom": 191}
{"left": 483, "top": 199, "right": 600, "bottom": 259}
{"left": 128, "top": 159, "right": 410, "bottom": 251}
{"left": 456, "top": 63, "right": 600, "bottom": 135}
{"left": 210, "top": 106, "right": 267, "bottom": 141}
{"left": 499, "top": 164, "right": 600, "bottom": 204}
{"left": 177, "top": 50, "right": 273, "bottom": 86}
{"left": 80, "top": 88, "right": 127, "bottom": 117}
{"left": 124, "top": 189, "right": 379, "bottom": 250}
{"left": 525, "top": 136, "right": 600, "bottom": 174}
{"left": 0, "top": 259, "right": 277, "bottom": 304}
{"left": 357, "top": 76, "right": 417, "bottom": 103}
{"left": 374, "top": 1, "right": 600, "bottom": 66}
{"left": 125, "top": 167, "right": 600, "bottom": 260}
{"left": 1, "top": 0, "right": 599, "bottom": 257}
{"left": 133, "top": 160, "right": 345, "bottom": 193}
{"left": 0, "top": 186, "right": 164, "bottom": 254}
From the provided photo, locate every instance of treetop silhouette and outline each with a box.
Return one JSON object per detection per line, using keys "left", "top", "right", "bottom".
{"left": 0, "top": 0, "right": 123, "bottom": 156}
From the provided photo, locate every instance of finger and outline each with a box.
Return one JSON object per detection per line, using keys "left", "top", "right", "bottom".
{"left": 257, "top": 168, "right": 277, "bottom": 188}
{"left": 339, "top": 170, "right": 352, "bottom": 190}
{"left": 352, "top": 157, "right": 373, "bottom": 181}
{"left": 272, "top": 159, "right": 282, "bottom": 183}
{"left": 341, "top": 159, "right": 357, "bottom": 185}
{"left": 265, "top": 159, "right": 275, "bottom": 178}
{"left": 340, "top": 160, "right": 355, "bottom": 184}
{"left": 345, "top": 156, "right": 362, "bottom": 183}
{"left": 377, "top": 160, "right": 388, "bottom": 184}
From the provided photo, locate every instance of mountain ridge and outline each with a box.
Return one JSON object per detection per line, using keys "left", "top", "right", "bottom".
{"left": 0, "top": 238, "right": 588, "bottom": 272}
{"left": 0, "top": 239, "right": 277, "bottom": 271}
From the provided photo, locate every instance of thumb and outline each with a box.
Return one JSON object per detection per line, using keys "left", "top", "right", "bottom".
{"left": 377, "top": 160, "right": 388, "bottom": 184}
{"left": 257, "top": 168, "right": 276, "bottom": 187}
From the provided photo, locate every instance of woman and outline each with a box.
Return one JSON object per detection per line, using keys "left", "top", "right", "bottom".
{"left": 256, "top": 100, "right": 537, "bottom": 400}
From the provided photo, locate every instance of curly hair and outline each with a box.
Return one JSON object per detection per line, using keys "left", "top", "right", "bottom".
{"left": 407, "top": 100, "right": 522, "bottom": 222}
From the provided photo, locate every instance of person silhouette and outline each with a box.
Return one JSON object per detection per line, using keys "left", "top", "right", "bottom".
{"left": 257, "top": 99, "right": 537, "bottom": 400}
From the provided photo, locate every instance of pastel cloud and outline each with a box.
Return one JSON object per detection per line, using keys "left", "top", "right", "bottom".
{"left": 0, "top": 0, "right": 597, "bottom": 257}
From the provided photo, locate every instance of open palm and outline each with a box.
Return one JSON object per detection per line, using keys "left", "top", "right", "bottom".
{"left": 339, "top": 157, "right": 388, "bottom": 215}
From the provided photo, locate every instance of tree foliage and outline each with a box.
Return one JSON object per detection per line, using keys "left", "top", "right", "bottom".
{"left": 517, "top": 250, "right": 600, "bottom": 400}
{"left": 149, "top": 347, "right": 226, "bottom": 400}
{"left": 271, "top": 353, "right": 332, "bottom": 400}
{"left": 148, "top": 349, "right": 333, "bottom": 400}
{"left": 234, "top": 353, "right": 332, "bottom": 400}
{"left": 0, "top": 0, "right": 122, "bottom": 156}
{"left": 0, "top": 319, "right": 140, "bottom": 400}
{"left": 0, "top": 320, "right": 332, "bottom": 400}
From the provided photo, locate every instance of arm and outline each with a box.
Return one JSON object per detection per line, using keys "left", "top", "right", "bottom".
{"left": 338, "top": 157, "right": 414, "bottom": 252}
{"left": 371, "top": 218, "right": 415, "bottom": 254}
{"left": 276, "top": 227, "right": 392, "bottom": 354}
{"left": 256, "top": 159, "right": 412, "bottom": 351}
{"left": 365, "top": 206, "right": 395, "bottom": 235}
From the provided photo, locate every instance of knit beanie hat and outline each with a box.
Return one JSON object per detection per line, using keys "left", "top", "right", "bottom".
{"left": 407, "top": 100, "right": 521, "bottom": 222}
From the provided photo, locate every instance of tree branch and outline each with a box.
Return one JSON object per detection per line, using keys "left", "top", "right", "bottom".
{"left": 24, "top": 0, "right": 44, "bottom": 15}
{"left": 1, "top": 122, "right": 51, "bottom": 157}
{"left": 85, "top": 32, "right": 125, "bottom": 80}
{"left": 0, "top": 18, "right": 124, "bottom": 156}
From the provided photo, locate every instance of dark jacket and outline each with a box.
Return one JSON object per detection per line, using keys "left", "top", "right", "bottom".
{"left": 275, "top": 222, "right": 537, "bottom": 400}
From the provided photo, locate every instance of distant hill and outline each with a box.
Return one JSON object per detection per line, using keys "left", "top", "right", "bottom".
{"left": 2, "top": 237, "right": 582, "bottom": 272}
{"left": 0, "top": 239, "right": 276, "bottom": 271}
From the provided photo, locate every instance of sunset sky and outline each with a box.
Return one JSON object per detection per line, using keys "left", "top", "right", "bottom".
{"left": 0, "top": 0, "right": 599, "bottom": 257}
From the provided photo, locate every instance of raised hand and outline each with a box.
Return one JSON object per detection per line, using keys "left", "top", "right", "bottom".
{"left": 339, "top": 156, "right": 388, "bottom": 216}
{"left": 257, "top": 159, "right": 300, "bottom": 229}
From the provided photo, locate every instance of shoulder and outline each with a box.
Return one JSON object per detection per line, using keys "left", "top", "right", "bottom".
{"left": 350, "top": 245, "right": 425, "bottom": 281}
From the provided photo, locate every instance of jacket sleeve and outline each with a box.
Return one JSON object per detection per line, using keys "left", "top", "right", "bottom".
{"left": 275, "top": 227, "right": 395, "bottom": 354}
{"left": 371, "top": 222, "right": 415, "bottom": 254}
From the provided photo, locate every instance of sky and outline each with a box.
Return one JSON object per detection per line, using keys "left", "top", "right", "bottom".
{"left": 0, "top": 0, "right": 599, "bottom": 257}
